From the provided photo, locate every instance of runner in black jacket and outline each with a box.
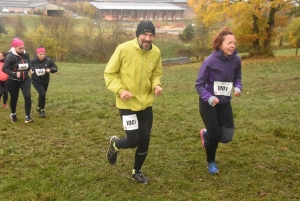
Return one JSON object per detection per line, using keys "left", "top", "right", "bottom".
{"left": 2, "top": 38, "right": 33, "bottom": 123}
{"left": 30, "top": 46, "right": 58, "bottom": 118}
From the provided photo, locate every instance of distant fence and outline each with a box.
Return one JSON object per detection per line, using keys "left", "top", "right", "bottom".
{"left": 162, "top": 56, "right": 191, "bottom": 66}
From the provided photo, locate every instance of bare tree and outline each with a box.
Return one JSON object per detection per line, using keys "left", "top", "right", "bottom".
{"left": 0, "top": 17, "right": 8, "bottom": 36}
{"left": 14, "top": 15, "right": 26, "bottom": 38}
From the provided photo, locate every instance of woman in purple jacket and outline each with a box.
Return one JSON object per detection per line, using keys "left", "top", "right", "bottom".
{"left": 195, "top": 27, "right": 242, "bottom": 174}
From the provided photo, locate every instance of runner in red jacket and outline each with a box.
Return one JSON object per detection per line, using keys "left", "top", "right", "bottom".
{"left": 0, "top": 51, "right": 9, "bottom": 109}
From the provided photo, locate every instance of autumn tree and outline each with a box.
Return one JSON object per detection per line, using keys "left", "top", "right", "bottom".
{"left": 29, "top": 25, "right": 57, "bottom": 59}
{"left": 288, "top": 5, "right": 300, "bottom": 18}
{"left": 285, "top": 17, "right": 300, "bottom": 56}
{"left": 188, "top": 0, "right": 297, "bottom": 56}
{"left": 83, "top": 2, "right": 97, "bottom": 18}
{"left": 31, "top": 15, "right": 76, "bottom": 61}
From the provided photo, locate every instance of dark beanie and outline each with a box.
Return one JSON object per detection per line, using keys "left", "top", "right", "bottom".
{"left": 136, "top": 21, "right": 155, "bottom": 37}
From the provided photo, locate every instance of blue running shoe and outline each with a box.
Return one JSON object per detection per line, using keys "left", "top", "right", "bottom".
{"left": 200, "top": 128, "right": 208, "bottom": 149}
{"left": 207, "top": 162, "right": 219, "bottom": 174}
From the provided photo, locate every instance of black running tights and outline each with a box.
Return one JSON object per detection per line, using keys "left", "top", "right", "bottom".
{"left": 199, "top": 98, "right": 234, "bottom": 162}
{"left": 116, "top": 107, "right": 153, "bottom": 171}
{"left": 32, "top": 81, "right": 49, "bottom": 109}
{"left": 0, "top": 80, "right": 8, "bottom": 104}
{"left": 7, "top": 78, "right": 32, "bottom": 116}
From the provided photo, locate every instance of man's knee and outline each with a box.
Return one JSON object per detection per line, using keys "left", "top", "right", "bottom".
{"left": 129, "top": 138, "right": 150, "bottom": 148}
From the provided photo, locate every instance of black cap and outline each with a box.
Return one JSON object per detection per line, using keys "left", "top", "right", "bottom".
{"left": 136, "top": 21, "right": 155, "bottom": 37}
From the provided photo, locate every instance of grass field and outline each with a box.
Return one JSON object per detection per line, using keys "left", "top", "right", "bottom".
{"left": 0, "top": 55, "right": 299, "bottom": 200}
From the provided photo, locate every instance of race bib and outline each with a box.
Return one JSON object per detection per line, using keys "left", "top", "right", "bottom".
{"left": 18, "top": 63, "right": 28, "bottom": 70}
{"left": 214, "top": 81, "right": 233, "bottom": 96}
{"left": 35, "top": 69, "right": 46, "bottom": 76}
{"left": 122, "top": 114, "right": 139, "bottom": 131}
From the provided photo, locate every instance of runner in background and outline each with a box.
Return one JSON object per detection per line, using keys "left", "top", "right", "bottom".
{"left": 0, "top": 51, "right": 9, "bottom": 109}
{"left": 30, "top": 46, "right": 58, "bottom": 118}
{"left": 2, "top": 38, "right": 33, "bottom": 123}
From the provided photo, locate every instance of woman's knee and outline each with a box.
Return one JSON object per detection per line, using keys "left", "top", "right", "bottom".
{"left": 219, "top": 127, "right": 234, "bottom": 143}
{"left": 207, "top": 127, "right": 222, "bottom": 141}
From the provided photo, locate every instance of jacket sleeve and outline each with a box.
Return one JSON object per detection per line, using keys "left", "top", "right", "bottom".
{"left": 27, "top": 53, "right": 32, "bottom": 71}
{"left": 49, "top": 59, "right": 58, "bottom": 73}
{"left": 151, "top": 52, "right": 163, "bottom": 89}
{"left": 104, "top": 47, "right": 126, "bottom": 96}
{"left": 233, "top": 56, "right": 242, "bottom": 91}
{"left": 195, "top": 61, "right": 213, "bottom": 102}
{"left": 2, "top": 54, "right": 17, "bottom": 78}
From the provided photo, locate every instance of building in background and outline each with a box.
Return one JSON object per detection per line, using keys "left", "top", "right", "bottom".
{"left": 90, "top": 0, "right": 187, "bottom": 21}
{"left": 0, "top": 0, "right": 195, "bottom": 19}
{"left": 0, "top": 0, "right": 65, "bottom": 16}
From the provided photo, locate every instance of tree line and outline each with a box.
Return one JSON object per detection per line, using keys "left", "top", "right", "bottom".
{"left": 186, "top": 0, "right": 300, "bottom": 57}
{"left": 0, "top": 14, "right": 132, "bottom": 63}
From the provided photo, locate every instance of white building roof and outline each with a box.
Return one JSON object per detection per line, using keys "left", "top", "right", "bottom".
{"left": 95, "top": 0, "right": 170, "bottom": 2}
{"left": 0, "top": 1, "right": 49, "bottom": 8}
{"left": 90, "top": 2, "right": 185, "bottom": 10}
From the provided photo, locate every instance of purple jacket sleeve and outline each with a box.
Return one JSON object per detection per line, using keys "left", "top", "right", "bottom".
{"left": 233, "top": 58, "right": 242, "bottom": 90}
{"left": 195, "top": 61, "right": 212, "bottom": 102}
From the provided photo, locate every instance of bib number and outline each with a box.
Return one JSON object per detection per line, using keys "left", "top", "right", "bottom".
{"left": 18, "top": 63, "right": 28, "bottom": 70}
{"left": 36, "top": 69, "right": 46, "bottom": 76}
{"left": 122, "top": 114, "right": 139, "bottom": 131}
{"left": 214, "top": 81, "right": 233, "bottom": 96}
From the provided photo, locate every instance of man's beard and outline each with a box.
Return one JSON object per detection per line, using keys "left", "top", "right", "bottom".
{"left": 139, "top": 41, "right": 152, "bottom": 51}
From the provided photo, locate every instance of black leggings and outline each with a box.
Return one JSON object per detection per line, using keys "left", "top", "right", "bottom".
{"left": 32, "top": 81, "right": 49, "bottom": 109}
{"left": 7, "top": 78, "right": 32, "bottom": 116}
{"left": 0, "top": 80, "right": 8, "bottom": 104}
{"left": 115, "top": 107, "right": 153, "bottom": 171}
{"left": 199, "top": 98, "right": 234, "bottom": 162}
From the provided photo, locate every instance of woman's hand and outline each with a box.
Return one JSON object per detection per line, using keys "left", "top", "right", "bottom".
{"left": 211, "top": 98, "right": 219, "bottom": 107}
{"left": 234, "top": 91, "right": 241, "bottom": 97}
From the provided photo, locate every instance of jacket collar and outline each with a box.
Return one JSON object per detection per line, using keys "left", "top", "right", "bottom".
{"left": 213, "top": 49, "right": 237, "bottom": 60}
{"left": 10, "top": 47, "right": 26, "bottom": 56}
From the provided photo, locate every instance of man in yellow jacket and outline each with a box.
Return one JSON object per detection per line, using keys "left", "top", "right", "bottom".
{"left": 104, "top": 20, "right": 163, "bottom": 184}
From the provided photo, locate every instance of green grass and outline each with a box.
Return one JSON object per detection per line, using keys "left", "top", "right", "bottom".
{"left": 0, "top": 56, "right": 300, "bottom": 200}
{"left": 275, "top": 48, "right": 298, "bottom": 56}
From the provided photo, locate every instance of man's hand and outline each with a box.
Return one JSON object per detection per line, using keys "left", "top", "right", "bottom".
{"left": 120, "top": 90, "right": 134, "bottom": 102}
{"left": 154, "top": 85, "right": 163, "bottom": 97}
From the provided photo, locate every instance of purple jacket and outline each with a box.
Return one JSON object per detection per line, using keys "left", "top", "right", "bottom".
{"left": 195, "top": 49, "right": 242, "bottom": 105}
